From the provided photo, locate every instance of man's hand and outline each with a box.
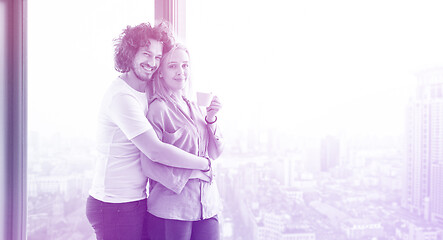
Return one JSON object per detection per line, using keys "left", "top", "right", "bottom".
{"left": 189, "top": 169, "right": 211, "bottom": 182}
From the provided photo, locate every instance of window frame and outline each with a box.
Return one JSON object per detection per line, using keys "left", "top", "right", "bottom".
{"left": 1, "top": 0, "right": 27, "bottom": 239}
{"left": 155, "top": 0, "right": 186, "bottom": 41}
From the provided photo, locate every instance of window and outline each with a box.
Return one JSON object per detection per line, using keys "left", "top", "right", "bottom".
{"left": 4, "top": 0, "right": 443, "bottom": 239}
{"left": 186, "top": 0, "right": 443, "bottom": 239}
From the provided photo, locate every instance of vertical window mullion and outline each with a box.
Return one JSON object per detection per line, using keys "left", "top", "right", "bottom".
{"left": 3, "top": 0, "right": 27, "bottom": 239}
{"left": 155, "top": 0, "right": 186, "bottom": 42}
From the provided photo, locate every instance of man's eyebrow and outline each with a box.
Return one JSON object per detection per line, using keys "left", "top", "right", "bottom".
{"left": 142, "top": 50, "right": 162, "bottom": 57}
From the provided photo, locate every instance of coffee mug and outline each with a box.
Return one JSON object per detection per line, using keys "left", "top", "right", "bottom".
{"left": 196, "top": 92, "right": 213, "bottom": 107}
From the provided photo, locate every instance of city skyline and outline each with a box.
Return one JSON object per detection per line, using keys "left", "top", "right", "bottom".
{"left": 25, "top": 0, "right": 443, "bottom": 239}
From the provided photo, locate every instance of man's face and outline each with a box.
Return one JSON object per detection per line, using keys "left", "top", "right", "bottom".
{"left": 131, "top": 39, "right": 163, "bottom": 81}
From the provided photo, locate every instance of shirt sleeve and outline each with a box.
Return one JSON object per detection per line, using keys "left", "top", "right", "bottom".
{"left": 207, "top": 123, "right": 222, "bottom": 141}
{"left": 109, "top": 93, "right": 152, "bottom": 140}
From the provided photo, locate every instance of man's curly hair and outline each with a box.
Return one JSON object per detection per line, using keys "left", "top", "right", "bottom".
{"left": 114, "top": 22, "right": 175, "bottom": 73}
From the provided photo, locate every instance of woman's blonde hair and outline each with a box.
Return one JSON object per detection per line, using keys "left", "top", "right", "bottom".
{"left": 152, "top": 43, "right": 192, "bottom": 104}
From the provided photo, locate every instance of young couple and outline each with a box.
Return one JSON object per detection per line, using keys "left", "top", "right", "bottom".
{"left": 86, "top": 22, "right": 224, "bottom": 240}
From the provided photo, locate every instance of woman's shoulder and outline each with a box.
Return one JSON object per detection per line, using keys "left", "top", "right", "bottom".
{"left": 148, "top": 95, "right": 175, "bottom": 116}
{"left": 149, "top": 95, "right": 167, "bottom": 108}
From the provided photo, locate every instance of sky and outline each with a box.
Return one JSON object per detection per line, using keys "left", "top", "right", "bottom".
{"left": 187, "top": 0, "right": 443, "bottom": 137}
{"left": 28, "top": 0, "right": 443, "bottom": 139}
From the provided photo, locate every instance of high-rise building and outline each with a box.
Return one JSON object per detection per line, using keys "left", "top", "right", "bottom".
{"left": 320, "top": 135, "right": 340, "bottom": 172}
{"left": 404, "top": 68, "right": 443, "bottom": 226}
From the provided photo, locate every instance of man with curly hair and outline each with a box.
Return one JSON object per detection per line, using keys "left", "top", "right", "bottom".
{"left": 86, "top": 22, "right": 212, "bottom": 240}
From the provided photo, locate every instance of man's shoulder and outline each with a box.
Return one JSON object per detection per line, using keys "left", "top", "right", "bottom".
{"left": 107, "top": 77, "right": 130, "bottom": 94}
{"left": 100, "top": 78, "right": 139, "bottom": 112}
{"left": 106, "top": 77, "right": 145, "bottom": 101}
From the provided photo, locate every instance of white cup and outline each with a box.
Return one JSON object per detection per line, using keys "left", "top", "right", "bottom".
{"left": 196, "top": 92, "right": 213, "bottom": 107}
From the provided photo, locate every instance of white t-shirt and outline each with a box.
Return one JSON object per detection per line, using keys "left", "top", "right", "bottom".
{"left": 89, "top": 77, "right": 152, "bottom": 203}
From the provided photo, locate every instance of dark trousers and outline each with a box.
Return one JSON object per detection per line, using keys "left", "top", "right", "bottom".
{"left": 86, "top": 195, "right": 147, "bottom": 240}
{"left": 148, "top": 213, "right": 219, "bottom": 240}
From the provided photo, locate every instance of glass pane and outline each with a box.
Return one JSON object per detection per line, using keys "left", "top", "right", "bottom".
{"left": 186, "top": 0, "right": 443, "bottom": 239}
{"left": 27, "top": 0, "right": 154, "bottom": 239}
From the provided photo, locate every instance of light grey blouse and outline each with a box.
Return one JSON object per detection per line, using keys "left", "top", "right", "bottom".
{"left": 142, "top": 95, "right": 223, "bottom": 221}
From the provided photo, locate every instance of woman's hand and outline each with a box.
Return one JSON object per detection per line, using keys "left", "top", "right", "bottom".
{"left": 206, "top": 95, "right": 222, "bottom": 123}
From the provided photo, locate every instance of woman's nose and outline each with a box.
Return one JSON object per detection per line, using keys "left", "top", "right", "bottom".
{"left": 177, "top": 67, "right": 185, "bottom": 75}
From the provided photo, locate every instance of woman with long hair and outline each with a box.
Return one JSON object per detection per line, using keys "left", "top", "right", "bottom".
{"left": 142, "top": 43, "right": 224, "bottom": 240}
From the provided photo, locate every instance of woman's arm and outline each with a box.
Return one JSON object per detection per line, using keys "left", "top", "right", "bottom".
{"left": 205, "top": 95, "right": 224, "bottom": 160}
{"left": 207, "top": 122, "right": 224, "bottom": 160}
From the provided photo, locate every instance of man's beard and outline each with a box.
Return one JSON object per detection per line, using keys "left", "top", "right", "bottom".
{"left": 132, "top": 66, "right": 153, "bottom": 82}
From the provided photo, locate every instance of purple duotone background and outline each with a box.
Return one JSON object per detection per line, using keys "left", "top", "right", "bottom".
{"left": 16, "top": 0, "right": 443, "bottom": 239}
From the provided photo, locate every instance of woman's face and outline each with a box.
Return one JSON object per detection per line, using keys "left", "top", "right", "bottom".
{"left": 160, "top": 49, "right": 190, "bottom": 94}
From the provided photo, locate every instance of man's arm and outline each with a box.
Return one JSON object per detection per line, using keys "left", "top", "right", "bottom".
{"left": 137, "top": 99, "right": 211, "bottom": 193}
{"left": 132, "top": 129, "right": 209, "bottom": 170}
{"left": 109, "top": 93, "right": 209, "bottom": 193}
{"left": 140, "top": 153, "right": 210, "bottom": 194}
{"left": 110, "top": 93, "right": 210, "bottom": 170}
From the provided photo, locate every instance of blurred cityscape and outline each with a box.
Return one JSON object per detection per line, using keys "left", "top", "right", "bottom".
{"left": 27, "top": 68, "right": 443, "bottom": 240}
